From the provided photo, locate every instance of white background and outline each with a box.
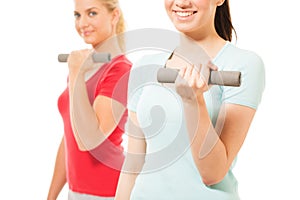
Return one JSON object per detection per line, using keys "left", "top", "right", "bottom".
{"left": 0, "top": 0, "right": 299, "bottom": 199}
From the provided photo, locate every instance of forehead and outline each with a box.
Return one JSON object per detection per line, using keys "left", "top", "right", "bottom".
{"left": 74, "top": 0, "right": 105, "bottom": 11}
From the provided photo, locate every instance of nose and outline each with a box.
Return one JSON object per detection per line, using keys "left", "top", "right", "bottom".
{"left": 175, "top": 0, "right": 192, "bottom": 8}
{"left": 77, "top": 15, "right": 89, "bottom": 29}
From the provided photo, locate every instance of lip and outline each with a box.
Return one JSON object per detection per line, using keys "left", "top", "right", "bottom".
{"left": 81, "top": 30, "right": 94, "bottom": 37}
{"left": 172, "top": 10, "right": 197, "bottom": 21}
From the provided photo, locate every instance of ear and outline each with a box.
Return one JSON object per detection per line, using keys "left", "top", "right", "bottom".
{"left": 216, "top": 0, "right": 225, "bottom": 6}
{"left": 111, "top": 8, "right": 120, "bottom": 26}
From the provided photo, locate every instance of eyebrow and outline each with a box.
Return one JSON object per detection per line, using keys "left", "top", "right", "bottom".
{"left": 74, "top": 7, "right": 100, "bottom": 14}
{"left": 86, "top": 7, "right": 99, "bottom": 12}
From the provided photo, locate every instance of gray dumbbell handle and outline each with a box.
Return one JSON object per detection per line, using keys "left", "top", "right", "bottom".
{"left": 57, "top": 53, "right": 111, "bottom": 63}
{"left": 157, "top": 68, "right": 241, "bottom": 87}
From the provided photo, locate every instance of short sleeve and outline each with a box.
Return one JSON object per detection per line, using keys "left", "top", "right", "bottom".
{"left": 95, "top": 57, "right": 132, "bottom": 106}
{"left": 222, "top": 52, "right": 265, "bottom": 109}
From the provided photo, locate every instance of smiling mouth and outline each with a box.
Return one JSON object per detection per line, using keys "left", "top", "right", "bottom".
{"left": 174, "top": 11, "right": 197, "bottom": 17}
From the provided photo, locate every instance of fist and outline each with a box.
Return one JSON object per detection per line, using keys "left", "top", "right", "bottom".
{"left": 67, "top": 49, "right": 94, "bottom": 75}
{"left": 175, "top": 61, "right": 218, "bottom": 102}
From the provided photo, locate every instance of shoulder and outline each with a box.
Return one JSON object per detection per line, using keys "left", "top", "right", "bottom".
{"left": 222, "top": 43, "right": 263, "bottom": 68}
{"left": 103, "top": 55, "right": 132, "bottom": 76}
{"left": 217, "top": 43, "right": 266, "bottom": 109}
{"left": 97, "top": 55, "right": 132, "bottom": 84}
{"left": 215, "top": 43, "right": 265, "bottom": 78}
{"left": 110, "top": 55, "right": 132, "bottom": 69}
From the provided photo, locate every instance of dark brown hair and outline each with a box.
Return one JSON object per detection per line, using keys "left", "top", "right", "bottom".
{"left": 215, "top": 0, "right": 236, "bottom": 41}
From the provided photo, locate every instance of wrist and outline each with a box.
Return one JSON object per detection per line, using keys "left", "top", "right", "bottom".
{"left": 196, "top": 94, "right": 205, "bottom": 105}
{"left": 47, "top": 192, "right": 58, "bottom": 200}
{"left": 181, "top": 93, "right": 205, "bottom": 106}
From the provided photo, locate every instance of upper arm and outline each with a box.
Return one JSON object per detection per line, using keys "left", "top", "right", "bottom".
{"left": 217, "top": 50, "right": 265, "bottom": 167}
{"left": 93, "top": 95, "right": 126, "bottom": 136}
{"left": 222, "top": 51, "right": 265, "bottom": 109}
{"left": 216, "top": 103, "right": 256, "bottom": 169}
{"left": 93, "top": 60, "right": 131, "bottom": 136}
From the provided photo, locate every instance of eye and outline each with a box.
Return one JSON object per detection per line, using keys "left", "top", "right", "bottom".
{"left": 88, "top": 11, "right": 97, "bottom": 17}
{"left": 74, "top": 12, "right": 80, "bottom": 19}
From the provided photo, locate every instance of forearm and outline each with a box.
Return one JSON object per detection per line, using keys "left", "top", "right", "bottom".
{"left": 47, "top": 138, "right": 67, "bottom": 200}
{"left": 69, "top": 74, "right": 106, "bottom": 150}
{"left": 115, "top": 171, "right": 139, "bottom": 200}
{"left": 183, "top": 96, "right": 228, "bottom": 185}
{"left": 115, "top": 153, "right": 145, "bottom": 199}
{"left": 115, "top": 112, "right": 146, "bottom": 199}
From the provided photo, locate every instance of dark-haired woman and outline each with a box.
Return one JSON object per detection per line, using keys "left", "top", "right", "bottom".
{"left": 116, "top": 0, "right": 265, "bottom": 199}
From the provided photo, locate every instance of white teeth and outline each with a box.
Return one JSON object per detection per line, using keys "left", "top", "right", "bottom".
{"left": 176, "top": 11, "right": 194, "bottom": 17}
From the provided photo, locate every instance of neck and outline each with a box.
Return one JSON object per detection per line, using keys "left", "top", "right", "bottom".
{"left": 181, "top": 28, "right": 227, "bottom": 58}
{"left": 93, "top": 34, "right": 122, "bottom": 58}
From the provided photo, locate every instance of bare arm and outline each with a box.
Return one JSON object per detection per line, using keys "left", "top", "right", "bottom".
{"left": 183, "top": 98, "right": 255, "bottom": 185}
{"left": 68, "top": 50, "right": 126, "bottom": 151}
{"left": 176, "top": 63, "right": 256, "bottom": 185}
{"left": 115, "top": 111, "right": 146, "bottom": 200}
{"left": 47, "top": 137, "right": 67, "bottom": 200}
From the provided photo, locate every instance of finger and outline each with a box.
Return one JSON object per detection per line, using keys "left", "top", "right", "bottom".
{"left": 200, "top": 63, "right": 210, "bottom": 85}
{"left": 87, "top": 48, "right": 94, "bottom": 57}
{"left": 197, "top": 75, "right": 206, "bottom": 88}
{"left": 178, "top": 65, "right": 187, "bottom": 78}
{"left": 191, "top": 65, "right": 200, "bottom": 86}
{"left": 175, "top": 66, "right": 187, "bottom": 87}
{"left": 207, "top": 60, "right": 218, "bottom": 71}
{"left": 184, "top": 65, "right": 193, "bottom": 80}
{"left": 193, "top": 64, "right": 204, "bottom": 88}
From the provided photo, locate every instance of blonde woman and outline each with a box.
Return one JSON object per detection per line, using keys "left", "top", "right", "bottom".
{"left": 47, "top": 0, "right": 131, "bottom": 199}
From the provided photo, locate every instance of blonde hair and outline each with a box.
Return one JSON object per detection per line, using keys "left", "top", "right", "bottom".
{"left": 100, "top": 0, "right": 126, "bottom": 51}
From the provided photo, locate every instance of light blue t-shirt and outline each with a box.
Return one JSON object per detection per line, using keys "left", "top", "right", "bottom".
{"left": 127, "top": 42, "right": 265, "bottom": 200}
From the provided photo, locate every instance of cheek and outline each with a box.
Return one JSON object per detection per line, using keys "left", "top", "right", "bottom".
{"left": 75, "top": 22, "right": 80, "bottom": 35}
{"left": 95, "top": 20, "right": 111, "bottom": 33}
{"left": 164, "top": 0, "right": 173, "bottom": 18}
{"left": 164, "top": 0, "right": 173, "bottom": 10}
{"left": 164, "top": 0, "right": 170, "bottom": 7}
{"left": 195, "top": 0, "right": 211, "bottom": 9}
{"left": 93, "top": 21, "right": 113, "bottom": 41}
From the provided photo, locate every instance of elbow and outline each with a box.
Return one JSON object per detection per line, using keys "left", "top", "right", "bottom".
{"left": 75, "top": 131, "right": 108, "bottom": 151}
{"left": 123, "top": 155, "right": 145, "bottom": 174}
{"left": 201, "top": 172, "right": 226, "bottom": 186}
{"left": 198, "top": 160, "right": 229, "bottom": 186}
{"left": 76, "top": 140, "right": 94, "bottom": 151}
{"left": 202, "top": 177, "right": 223, "bottom": 186}
{"left": 78, "top": 145, "right": 89, "bottom": 152}
{"left": 74, "top": 138, "right": 89, "bottom": 151}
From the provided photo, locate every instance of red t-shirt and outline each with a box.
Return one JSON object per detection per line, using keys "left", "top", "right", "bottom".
{"left": 57, "top": 55, "right": 132, "bottom": 197}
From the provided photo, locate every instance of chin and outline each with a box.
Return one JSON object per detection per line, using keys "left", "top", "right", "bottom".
{"left": 81, "top": 35, "right": 93, "bottom": 44}
{"left": 174, "top": 24, "right": 191, "bottom": 33}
